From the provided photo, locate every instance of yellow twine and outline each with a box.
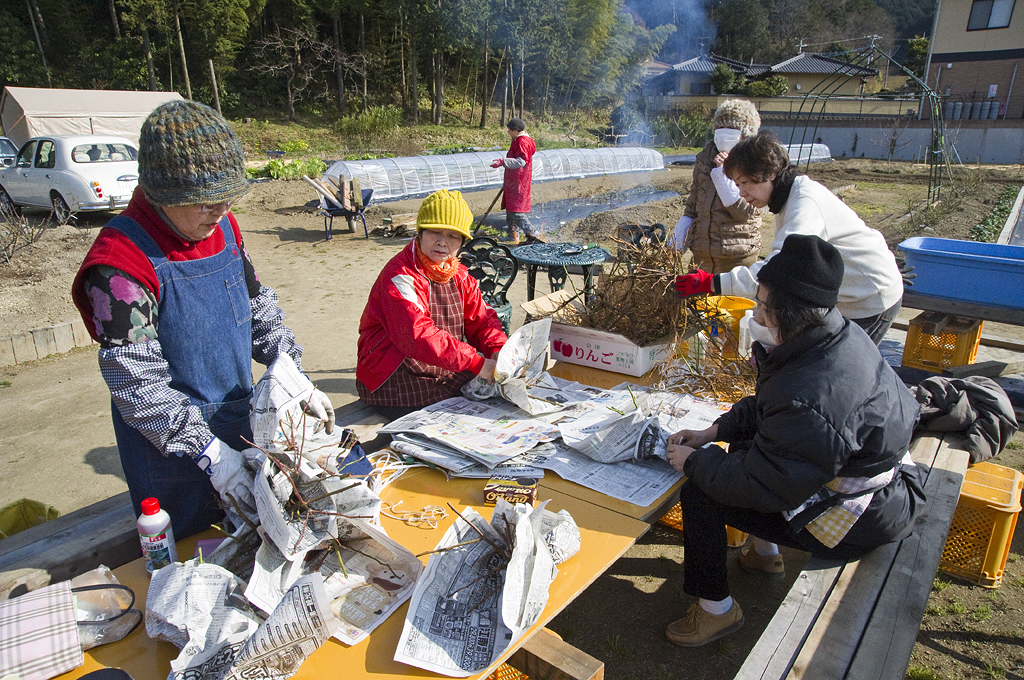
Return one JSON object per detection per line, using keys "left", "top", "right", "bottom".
{"left": 380, "top": 500, "right": 447, "bottom": 529}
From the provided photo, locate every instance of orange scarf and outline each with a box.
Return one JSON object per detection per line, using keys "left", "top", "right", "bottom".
{"left": 414, "top": 239, "right": 459, "bottom": 284}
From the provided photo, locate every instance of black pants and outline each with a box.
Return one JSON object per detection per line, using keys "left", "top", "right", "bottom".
{"left": 850, "top": 298, "right": 902, "bottom": 346}
{"left": 679, "top": 480, "right": 878, "bottom": 601}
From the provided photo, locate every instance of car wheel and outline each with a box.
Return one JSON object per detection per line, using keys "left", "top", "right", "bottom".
{"left": 0, "top": 187, "right": 18, "bottom": 218}
{"left": 51, "top": 192, "right": 72, "bottom": 224}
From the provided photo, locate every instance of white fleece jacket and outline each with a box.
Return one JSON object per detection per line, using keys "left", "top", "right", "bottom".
{"left": 718, "top": 175, "right": 903, "bottom": 319}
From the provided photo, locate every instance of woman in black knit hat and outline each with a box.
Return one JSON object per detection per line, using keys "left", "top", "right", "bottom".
{"left": 72, "top": 100, "right": 335, "bottom": 539}
{"left": 661, "top": 234, "right": 925, "bottom": 648}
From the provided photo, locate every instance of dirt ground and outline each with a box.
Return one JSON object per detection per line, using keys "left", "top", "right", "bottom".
{"left": 2, "top": 158, "right": 1023, "bottom": 680}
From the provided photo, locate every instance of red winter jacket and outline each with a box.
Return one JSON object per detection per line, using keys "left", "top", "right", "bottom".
{"left": 356, "top": 242, "right": 508, "bottom": 392}
{"left": 500, "top": 133, "right": 536, "bottom": 213}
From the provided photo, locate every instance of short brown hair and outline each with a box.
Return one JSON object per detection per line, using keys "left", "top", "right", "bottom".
{"left": 723, "top": 130, "right": 789, "bottom": 183}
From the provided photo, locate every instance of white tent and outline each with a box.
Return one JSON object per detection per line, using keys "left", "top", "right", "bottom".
{"left": 0, "top": 87, "right": 184, "bottom": 148}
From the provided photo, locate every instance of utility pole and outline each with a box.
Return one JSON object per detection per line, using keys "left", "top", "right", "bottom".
{"left": 208, "top": 60, "right": 221, "bottom": 115}
{"left": 173, "top": 1, "right": 192, "bottom": 99}
{"left": 25, "top": 0, "right": 51, "bottom": 87}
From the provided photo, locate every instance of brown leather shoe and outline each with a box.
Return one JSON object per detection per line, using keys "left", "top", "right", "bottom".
{"left": 665, "top": 601, "right": 744, "bottom": 647}
{"left": 738, "top": 545, "right": 785, "bottom": 576}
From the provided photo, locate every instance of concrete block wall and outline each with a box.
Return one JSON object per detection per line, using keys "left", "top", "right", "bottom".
{"left": 0, "top": 319, "right": 96, "bottom": 367}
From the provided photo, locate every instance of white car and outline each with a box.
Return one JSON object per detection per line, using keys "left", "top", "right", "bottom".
{"left": 0, "top": 134, "right": 140, "bottom": 223}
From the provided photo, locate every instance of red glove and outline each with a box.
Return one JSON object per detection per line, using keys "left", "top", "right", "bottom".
{"left": 490, "top": 159, "right": 504, "bottom": 169}
{"left": 673, "top": 269, "right": 715, "bottom": 298}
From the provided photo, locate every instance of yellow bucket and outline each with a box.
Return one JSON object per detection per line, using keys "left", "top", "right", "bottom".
{"left": 694, "top": 295, "right": 756, "bottom": 358}
{"left": 0, "top": 499, "right": 60, "bottom": 540}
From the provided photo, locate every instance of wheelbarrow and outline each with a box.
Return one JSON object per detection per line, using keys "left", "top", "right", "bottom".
{"left": 318, "top": 188, "right": 374, "bottom": 240}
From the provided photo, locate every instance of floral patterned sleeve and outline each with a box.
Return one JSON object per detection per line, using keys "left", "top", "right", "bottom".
{"left": 83, "top": 265, "right": 158, "bottom": 348}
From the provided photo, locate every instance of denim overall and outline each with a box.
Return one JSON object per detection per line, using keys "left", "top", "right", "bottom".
{"left": 107, "top": 215, "right": 254, "bottom": 539}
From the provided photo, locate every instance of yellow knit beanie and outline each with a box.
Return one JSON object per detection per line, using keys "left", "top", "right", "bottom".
{"left": 417, "top": 189, "right": 473, "bottom": 239}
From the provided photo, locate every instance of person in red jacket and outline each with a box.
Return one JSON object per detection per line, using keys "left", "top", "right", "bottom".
{"left": 356, "top": 189, "right": 509, "bottom": 420}
{"left": 491, "top": 117, "right": 539, "bottom": 244}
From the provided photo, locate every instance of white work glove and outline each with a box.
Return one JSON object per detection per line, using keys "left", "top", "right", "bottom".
{"left": 198, "top": 437, "right": 259, "bottom": 530}
{"left": 672, "top": 215, "right": 693, "bottom": 251}
{"left": 302, "top": 387, "right": 335, "bottom": 434}
{"left": 710, "top": 167, "right": 742, "bottom": 207}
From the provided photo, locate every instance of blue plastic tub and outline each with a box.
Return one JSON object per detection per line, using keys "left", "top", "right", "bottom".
{"left": 898, "top": 237, "right": 1024, "bottom": 309}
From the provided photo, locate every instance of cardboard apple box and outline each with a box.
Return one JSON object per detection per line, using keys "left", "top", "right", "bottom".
{"left": 521, "top": 290, "right": 674, "bottom": 377}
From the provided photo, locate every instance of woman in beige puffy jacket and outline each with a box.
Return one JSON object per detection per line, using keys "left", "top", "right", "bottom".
{"left": 674, "top": 99, "right": 764, "bottom": 274}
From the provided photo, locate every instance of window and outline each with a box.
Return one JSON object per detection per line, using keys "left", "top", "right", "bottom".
{"left": 72, "top": 143, "right": 138, "bottom": 163}
{"left": 35, "top": 140, "right": 55, "bottom": 169}
{"left": 968, "top": 0, "right": 1015, "bottom": 29}
{"left": 16, "top": 141, "right": 37, "bottom": 168}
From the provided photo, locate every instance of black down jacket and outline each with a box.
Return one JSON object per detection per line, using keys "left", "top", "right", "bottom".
{"left": 684, "top": 309, "right": 925, "bottom": 549}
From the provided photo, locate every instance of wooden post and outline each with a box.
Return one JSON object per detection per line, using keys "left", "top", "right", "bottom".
{"left": 208, "top": 59, "right": 221, "bottom": 115}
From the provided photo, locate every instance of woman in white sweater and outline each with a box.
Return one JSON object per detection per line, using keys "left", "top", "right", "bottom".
{"left": 673, "top": 131, "right": 903, "bottom": 345}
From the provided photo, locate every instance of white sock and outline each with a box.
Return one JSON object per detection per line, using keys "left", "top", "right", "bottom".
{"left": 699, "top": 596, "right": 733, "bottom": 616}
{"left": 753, "top": 538, "right": 779, "bottom": 556}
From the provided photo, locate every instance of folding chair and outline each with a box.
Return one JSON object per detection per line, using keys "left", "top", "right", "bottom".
{"left": 319, "top": 188, "right": 373, "bottom": 240}
{"left": 459, "top": 237, "right": 519, "bottom": 334}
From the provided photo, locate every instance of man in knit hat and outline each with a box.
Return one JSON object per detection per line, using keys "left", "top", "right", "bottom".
{"left": 356, "top": 189, "right": 508, "bottom": 419}
{"left": 491, "top": 117, "right": 540, "bottom": 244}
{"left": 672, "top": 98, "right": 763, "bottom": 273}
{"left": 661, "top": 234, "right": 923, "bottom": 647}
{"left": 72, "top": 100, "right": 335, "bottom": 539}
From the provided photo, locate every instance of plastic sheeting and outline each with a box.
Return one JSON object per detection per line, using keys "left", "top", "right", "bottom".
{"left": 785, "top": 143, "right": 832, "bottom": 164}
{"left": 321, "top": 147, "right": 664, "bottom": 203}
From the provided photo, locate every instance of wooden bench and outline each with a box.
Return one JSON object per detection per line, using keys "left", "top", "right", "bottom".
{"left": 735, "top": 432, "right": 971, "bottom": 680}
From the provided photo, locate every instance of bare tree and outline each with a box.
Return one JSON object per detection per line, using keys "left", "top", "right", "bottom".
{"left": 252, "top": 28, "right": 362, "bottom": 122}
{"left": 877, "top": 116, "right": 915, "bottom": 164}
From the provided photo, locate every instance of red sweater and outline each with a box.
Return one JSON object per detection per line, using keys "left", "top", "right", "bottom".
{"left": 72, "top": 186, "right": 246, "bottom": 341}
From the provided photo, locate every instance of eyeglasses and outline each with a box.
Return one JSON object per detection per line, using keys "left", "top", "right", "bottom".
{"left": 198, "top": 200, "right": 233, "bottom": 215}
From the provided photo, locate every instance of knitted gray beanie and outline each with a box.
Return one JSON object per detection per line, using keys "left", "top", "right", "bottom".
{"left": 712, "top": 99, "right": 761, "bottom": 138}
{"left": 138, "top": 100, "right": 249, "bottom": 207}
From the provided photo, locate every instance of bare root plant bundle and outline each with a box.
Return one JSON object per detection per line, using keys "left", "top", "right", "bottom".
{"left": 584, "top": 236, "right": 686, "bottom": 346}
{"left": 657, "top": 296, "right": 757, "bottom": 402}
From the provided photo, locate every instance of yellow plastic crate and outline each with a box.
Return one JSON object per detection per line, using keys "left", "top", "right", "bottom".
{"left": 939, "top": 461, "right": 1023, "bottom": 588}
{"left": 901, "top": 315, "right": 983, "bottom": 373}
{"left": 487, "top": 664, "right": 528, "bottom": 680}
{"left": 657, "top": 502, "right": 748, "bottom": 546}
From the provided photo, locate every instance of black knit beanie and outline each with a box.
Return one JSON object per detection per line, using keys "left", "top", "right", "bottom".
{"left": 757, "top": 234, "right": 844, "bottom": 307}
{"left": 507, "top": 117, "right": 525, "bottom": 132}
{"left": 138, "top": 100, "right": 249, "bottom": 207}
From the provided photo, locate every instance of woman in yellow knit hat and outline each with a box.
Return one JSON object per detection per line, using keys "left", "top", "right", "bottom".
{"left": 356, "top": 189, "right": 509, "bottom": 419}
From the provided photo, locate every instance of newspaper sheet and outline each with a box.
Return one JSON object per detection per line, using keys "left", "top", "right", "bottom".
{"left": 379, "top": 397, "right": 559, "bottom": 468}
{"left": 245, "top": 517, "right": 422, "bottom": 646}
{"left": 389, "top": 433, "right": 481, "bottom": 474}
{"left": 146, "top": 563, "right": 337, "bottom": 680}
{"left": 250, "top": 354, "right": 349, "bottom": 453}
{"left": 222, "top": 575, "right": 337, "bottom": 680}
{"left": 394, "top": 501, "right": 579, "bottom": 676}
{"left": 146, "top": 562, "right": 261, "bottom": 680}
{"left": 519, "top": 441, "right": 683, "bottom": 507}
{"left": 549, "top": 384, "right": 730, "bottom": 464}
{"left": 253, "top": 453, "right": 381, "bottom": 561}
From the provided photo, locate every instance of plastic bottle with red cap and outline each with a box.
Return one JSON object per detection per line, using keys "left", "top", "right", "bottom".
{"left": 137, "top": 497, "right": 177, "bottom": 573}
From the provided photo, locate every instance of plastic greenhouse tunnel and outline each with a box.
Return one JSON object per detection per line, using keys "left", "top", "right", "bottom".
{"left": 320, "top": 147, "right": 665, "bottom": 204}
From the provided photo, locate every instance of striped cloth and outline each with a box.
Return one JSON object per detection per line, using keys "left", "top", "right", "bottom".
{"left": 0, "top": 581, "right": 83, "bottom": 680}
{"left": 785, "top": 452, "right": 914, "bottom": 549}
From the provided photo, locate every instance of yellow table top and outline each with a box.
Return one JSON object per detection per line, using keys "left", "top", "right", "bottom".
{"left": 547, "top": 361, "right": 662, "bottom": 390}
{"left": 62, "top": 467, "right": 648, "bottom": 680}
